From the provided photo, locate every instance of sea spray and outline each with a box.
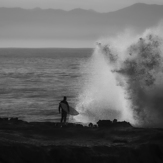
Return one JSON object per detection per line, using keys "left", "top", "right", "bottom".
{"left": 74, "top": 26, "right": 163, "bottom": 127}
{"left": 74, "top": 43, "right": 135, "bottom": 124}
{"left": 121, "top": 29, "right": 163, "bottom": 127}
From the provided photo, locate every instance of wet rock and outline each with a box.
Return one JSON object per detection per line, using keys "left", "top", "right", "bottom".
{"left": 89, "top": 123, "right": 93, "bottom": 127}
{"left": 97, "top": 120, "right": 112, "bottom": 127}
{"left": 97, "top": 120, "right": 132, "bottom": 128}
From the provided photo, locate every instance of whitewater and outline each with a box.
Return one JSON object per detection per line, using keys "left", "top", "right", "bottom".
{"left": 75, "top": 26, "right": 163, "bottom": 127}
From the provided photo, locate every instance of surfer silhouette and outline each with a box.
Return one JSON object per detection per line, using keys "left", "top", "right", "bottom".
{"left": 58, "top": 96, "right": 70, "bottom": 125}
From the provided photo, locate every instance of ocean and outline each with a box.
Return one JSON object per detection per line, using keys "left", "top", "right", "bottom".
{"left": 0, "top": 48, "right": 93, "bottom": 122}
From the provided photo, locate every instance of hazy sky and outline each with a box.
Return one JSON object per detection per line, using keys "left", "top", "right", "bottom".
{"left": 0, "top": 0, "right": 163, "bottom": 12}
{"left": 0, "top": 0, "right": 163, "bottom": 48}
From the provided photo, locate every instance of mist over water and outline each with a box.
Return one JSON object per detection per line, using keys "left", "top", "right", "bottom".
{"left": 75, "top": 26, "right": 163, "bottom": 127}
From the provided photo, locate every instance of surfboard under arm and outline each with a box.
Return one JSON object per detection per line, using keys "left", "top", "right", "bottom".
{"left": 60, "top": 103, "right": 79, "bottom": 116}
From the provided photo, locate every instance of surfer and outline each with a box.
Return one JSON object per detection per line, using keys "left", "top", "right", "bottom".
{"left": 58, "top": 96, "right": 70, "bottom": 125}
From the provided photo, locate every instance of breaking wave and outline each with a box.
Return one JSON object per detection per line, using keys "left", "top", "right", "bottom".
{"left": 75, "top": 26, "right": 163, "bottom": 127}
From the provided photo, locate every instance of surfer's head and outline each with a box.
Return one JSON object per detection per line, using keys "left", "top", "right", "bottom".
{"left": 63, "top": 96, "right": 67, "bottom": 101}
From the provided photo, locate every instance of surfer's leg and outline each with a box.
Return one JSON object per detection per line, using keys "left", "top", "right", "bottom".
{"left": 63, "top": 113, "right": 67, "bottom": 124}
{"left": 61, "top": 112, "right": 64, "bottom": 124}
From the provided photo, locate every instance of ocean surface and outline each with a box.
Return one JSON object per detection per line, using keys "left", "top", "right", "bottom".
{"left": 0, "top": 48, "right": 93, "bottom": 122}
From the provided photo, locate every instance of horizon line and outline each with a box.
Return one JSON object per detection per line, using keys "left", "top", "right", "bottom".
{"left": 0, "top": 47, "right": 93, "bottom": 49}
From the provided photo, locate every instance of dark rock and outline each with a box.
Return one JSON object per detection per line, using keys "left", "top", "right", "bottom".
{"left": 113, "top": 121, "right": 133, "bottom": 128}
{"left": 89, "top": 123, "right": 93, "bottom": 127}
{"left": 9, "top": 117, "right": 24, "bottom": 124}
{"left": 97, "top": 120, "right": 112, "bottom": 127}
{"left": 97, "top": 120, "right": 132, "bottom": 128}
{"left": 0, "top": 117, "right": 9, "bottom": 122}
{"left": 0, "top": 117, "right": 162, "bottom": 163}
{"left": 113, "top": 119, "right": 117, "bottom": 123}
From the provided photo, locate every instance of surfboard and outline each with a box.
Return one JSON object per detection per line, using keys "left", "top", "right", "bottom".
{"left": 60, "top": 102, "right": 79, "bottom": 116}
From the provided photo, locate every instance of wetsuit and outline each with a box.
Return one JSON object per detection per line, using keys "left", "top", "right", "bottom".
{"left": 59, "top": 100, "right": 69, "bottom": 124}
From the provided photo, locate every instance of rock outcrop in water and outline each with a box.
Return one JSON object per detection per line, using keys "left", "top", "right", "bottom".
{"left": 0, "top": 117, "right": 162, "bottom": 163}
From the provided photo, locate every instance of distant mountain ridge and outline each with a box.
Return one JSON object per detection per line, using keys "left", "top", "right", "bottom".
{"left": 0, "top": 3, "right": 163, "bottom": 47}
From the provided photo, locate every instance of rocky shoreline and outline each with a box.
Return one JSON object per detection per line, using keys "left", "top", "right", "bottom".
{"left": 0, "top": 118, "right": 162, "bottom": 163}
